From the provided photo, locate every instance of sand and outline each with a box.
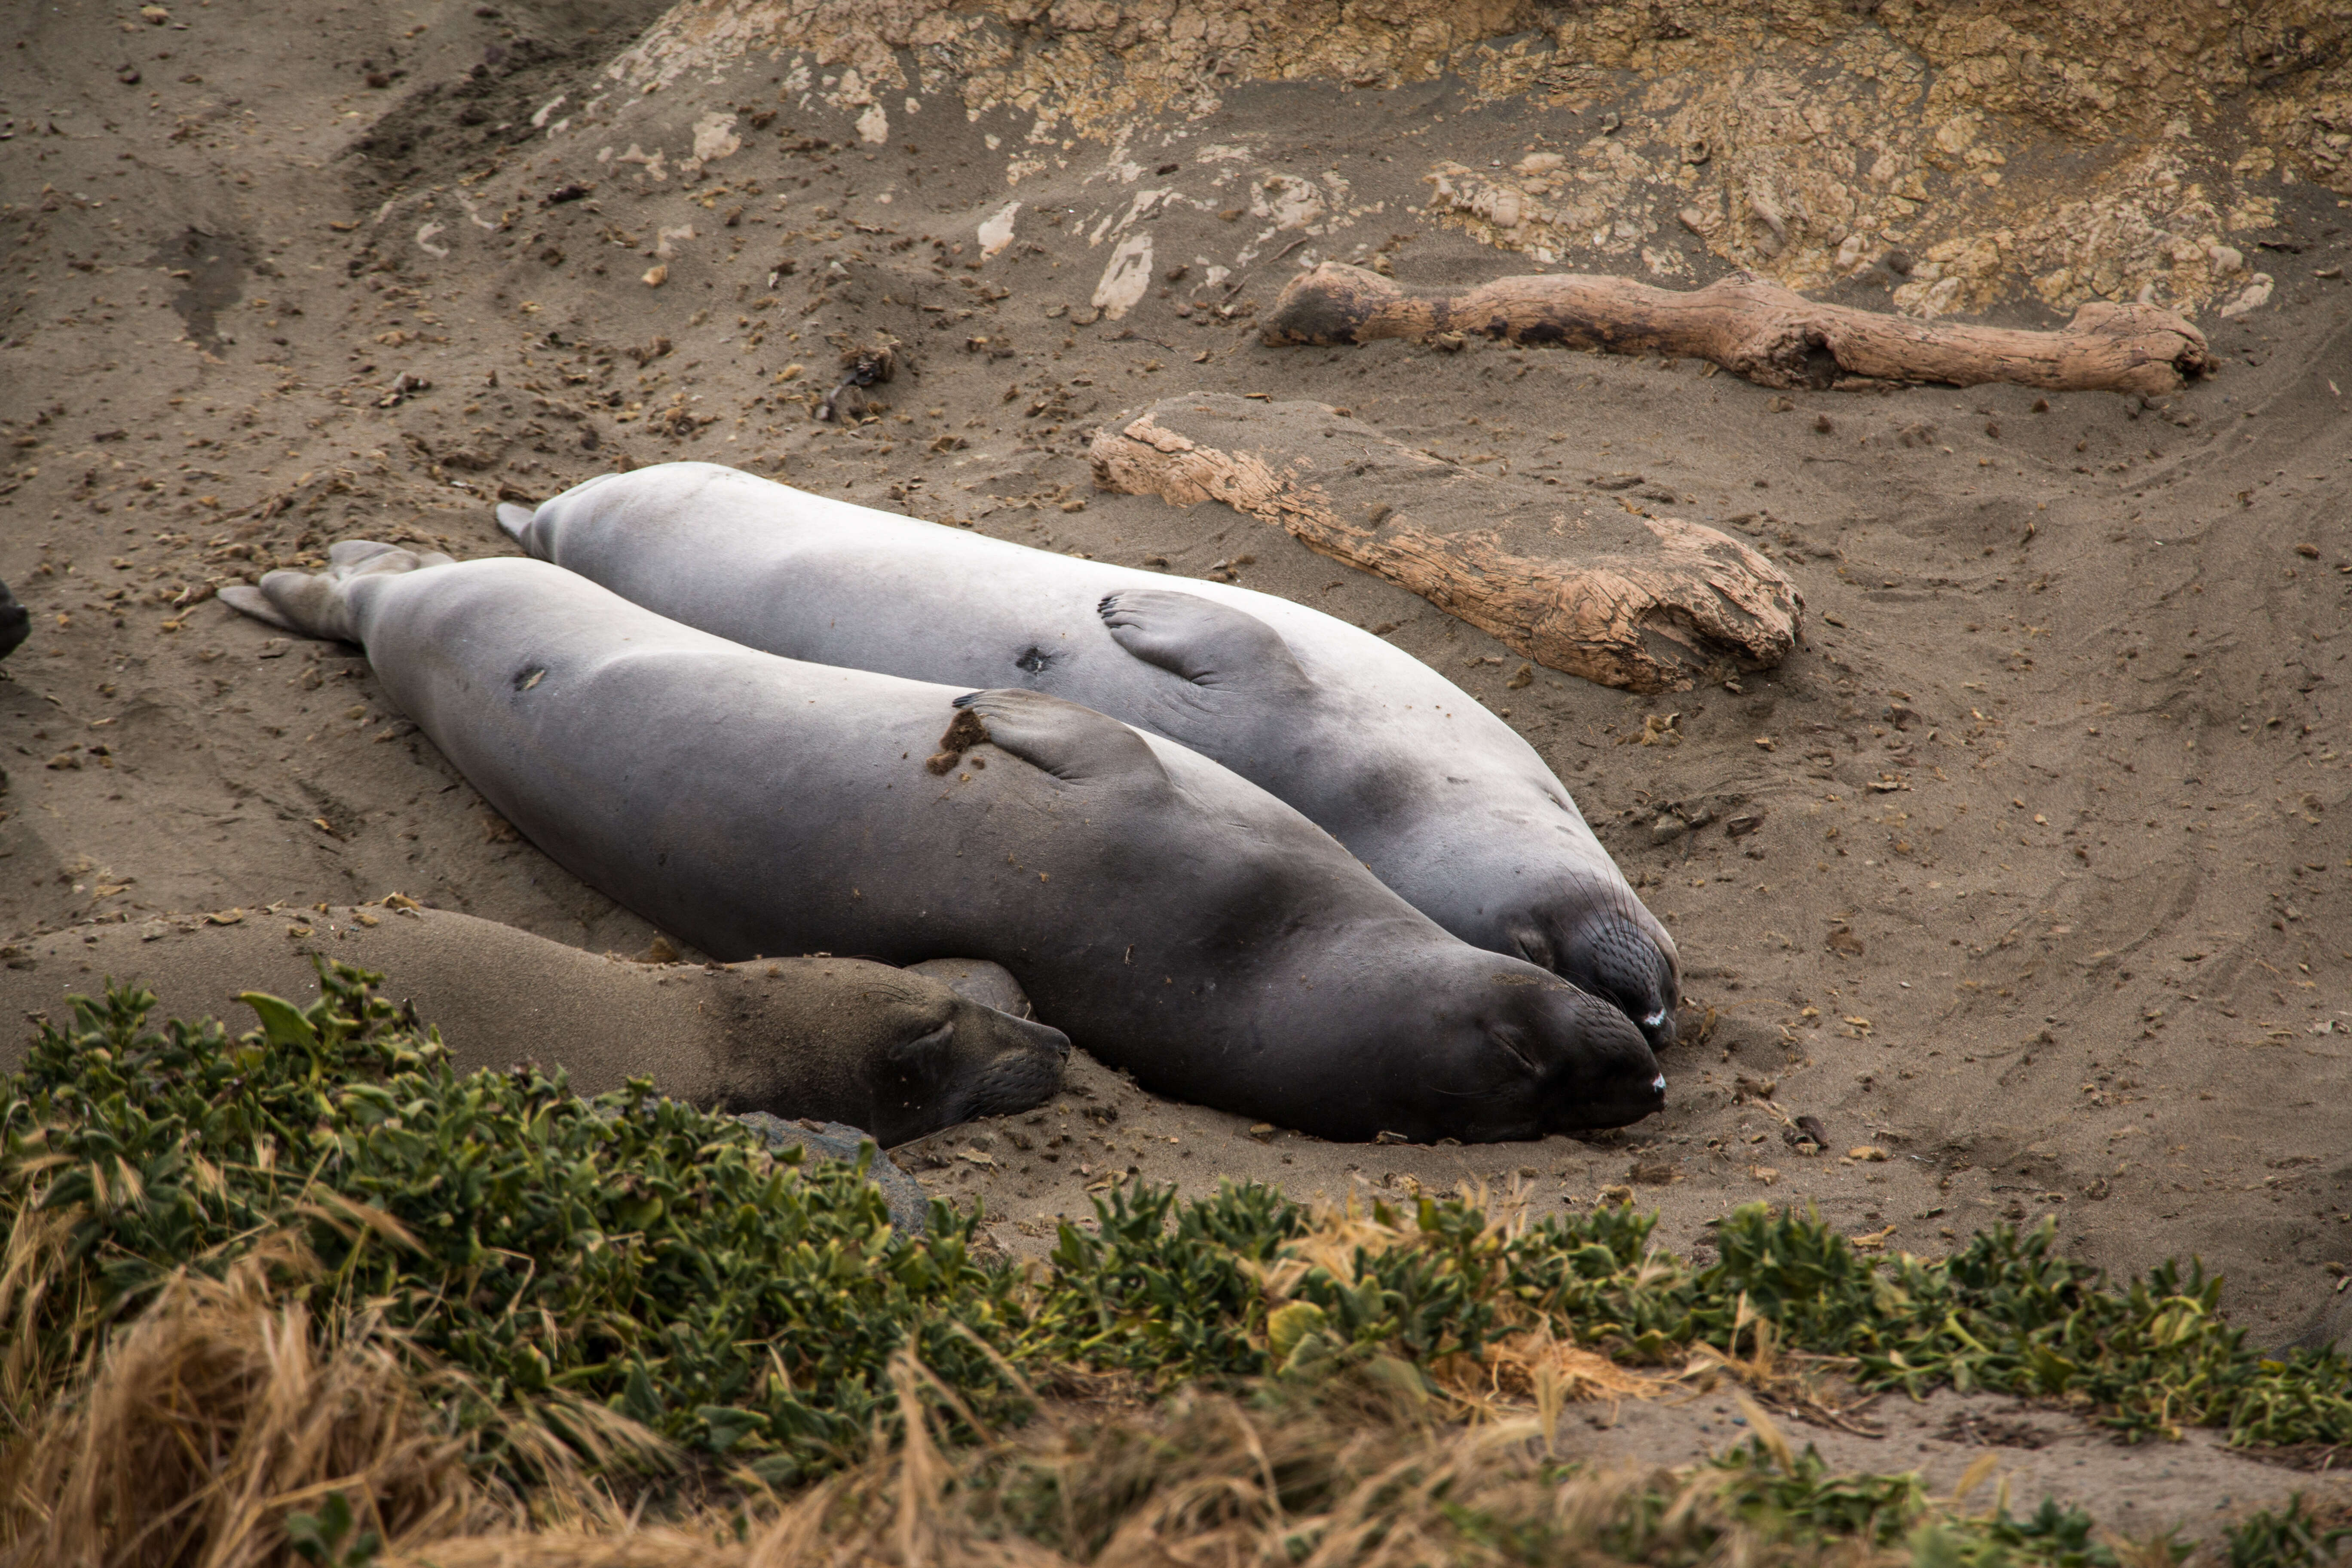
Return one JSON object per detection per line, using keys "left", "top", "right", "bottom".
{"left": 2, "top": 0, "right": 2348, "bottom": 1534}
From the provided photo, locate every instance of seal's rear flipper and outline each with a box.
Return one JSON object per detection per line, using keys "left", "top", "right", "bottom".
{"left": 496, "top": 502, "right": 536, "bottom": 542}
{"left": 221, "top": 540, "right": 456, "bottom": 645}
{"left": 218, "top": 585, "right": 303, "bottom": 634}
{"left": 1098, "top": 588, "right": 1309, "bottom": 693}
{"left": 949, "top": 689, "right": 1167, "bottom": 785}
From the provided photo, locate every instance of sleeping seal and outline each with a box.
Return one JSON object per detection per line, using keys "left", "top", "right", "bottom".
{"left": 221, "top": 543, "right": 1663, "bottom": 1142}
{"left": 496, "top": 463, "right": 1680, "bottom": 1047}
{"left": 0, "top": 907, "right": 1067, "bottom": 1146}
{"left": 0, "top": 580, "right": 28, "bottom": 662}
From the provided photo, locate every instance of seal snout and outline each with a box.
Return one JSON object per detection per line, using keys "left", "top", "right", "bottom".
{"left": 1557, "top": 912, "right": 1681, "bottom": 1053}
{"left": 957, "top": 1014, "right": 1071, "bottom": 1121}
{"left": 1530, "top": 985, "right": 1665, "bottom": 1132}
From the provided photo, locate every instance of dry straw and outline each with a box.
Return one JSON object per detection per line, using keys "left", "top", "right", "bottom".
{"left": 0, "top": 1243, "right": 661, "bottom": 1568}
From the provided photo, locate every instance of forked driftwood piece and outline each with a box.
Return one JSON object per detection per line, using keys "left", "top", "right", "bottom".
{"left": 1262, "top": 262, "right": 2214, "bottom": 398}
{"left": 1090, "top": 395, "right": 1801, "bottom": 694}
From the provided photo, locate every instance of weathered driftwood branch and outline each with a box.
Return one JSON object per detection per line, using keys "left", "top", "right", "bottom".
{"left": 1261, "top": 262, "right": 2213, "bottom": 398}
{"left": 1090, "top": 395, "right": 1801, "bottom": 695}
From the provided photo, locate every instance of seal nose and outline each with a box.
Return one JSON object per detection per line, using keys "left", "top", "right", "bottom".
{"left": 965, "top": 1015, "right": 1071, "bottom": 1118}
{"left": 1561, "top": 913, "right": 1679, "bottom": 1052}
{"left": 1531, "top": 985, "right": 1664, "bottom": 1131}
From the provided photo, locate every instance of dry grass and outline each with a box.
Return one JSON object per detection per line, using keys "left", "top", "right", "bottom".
{"left": 374, "top": 1354, "right": 1856, "bottom": 1568}
{"left": 0, "top": 1245, "right": 663, "bottom": 1568}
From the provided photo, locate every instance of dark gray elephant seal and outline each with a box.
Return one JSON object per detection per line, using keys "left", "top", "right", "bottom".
{"left": 0, "top": 580, "right": 27, "bottom": 662}
{"left": 0, "top": 905, "right": 1066, "bottom": 1146}
{"left": 496, "top": 463, "right": 1680, "bottom": 1048}
{"left": 220, "top": 543, "right": 1663, "bottom": 1142}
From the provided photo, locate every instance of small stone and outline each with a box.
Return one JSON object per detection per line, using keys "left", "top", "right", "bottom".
{"left": 641, "top": 264, "right": 668, "bottom": 288}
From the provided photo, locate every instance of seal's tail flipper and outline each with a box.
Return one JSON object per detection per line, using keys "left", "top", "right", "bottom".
{"left": 220, "top": 540, "right": 455, "bottom": 645}
{"left": 217, "top": 585, "right": 302, "bottom": 633}
{"left": 1097, "top": 588, "right": 1309, "bottom": 694}
{"left": 496, "top": 502, "right": 536, "bottom": 542}
{"left": 947, "top": 689, "right": 1168, "bottom": 785}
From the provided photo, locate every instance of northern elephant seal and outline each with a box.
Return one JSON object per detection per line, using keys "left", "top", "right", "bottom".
{"left": 496, "top": 463, "right": 1680, "bottom": 1047}
{"left": 222, "top": 543, "right": 1663, "bottom": 1142}
{"left": 0, "top": 906, "right": 1068, "bottom": 1146}
{"left": 0, "top": 580, "right": 27, "bottom": 662}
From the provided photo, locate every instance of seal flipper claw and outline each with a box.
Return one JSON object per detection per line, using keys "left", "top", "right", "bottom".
{"left": 948, "top": 688, "right": 1168, "bottom": 784}
{"left": 1098, "top": 588, "right": 1310, "bottom": 693}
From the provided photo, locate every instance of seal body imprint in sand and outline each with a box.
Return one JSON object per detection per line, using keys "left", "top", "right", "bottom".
{"left": 499, "top": 464, "right": 1681, "bottom": 1047}
{"left": 0, "top": 909, "right": 1068, "bottom": 1146}
{"left": 223, "top": 545, "right": 1663, "bottom": 1143}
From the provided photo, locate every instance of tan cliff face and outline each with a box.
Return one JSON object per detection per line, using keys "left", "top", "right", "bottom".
{"left": 596, "top": 0, "right": 2352, "bottom": 317}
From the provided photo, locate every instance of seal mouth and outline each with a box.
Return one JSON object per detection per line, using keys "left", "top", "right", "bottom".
{"left": 1543, "top": 1060, "right": 1666, "bottom": 1132}
{"left": 957, "top": 1017, "right": 1070, "bottom": 1120}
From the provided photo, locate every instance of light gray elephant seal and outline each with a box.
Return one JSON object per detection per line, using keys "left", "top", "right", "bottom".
{"left": 496, "top": 463, "right": 1680, "bottom": 1048}
{"left": 0, "top": 906, "right": 1067, "bottom": 1146}
{"left": 220, "top": 543, "right": 1663, "bottom": 1142}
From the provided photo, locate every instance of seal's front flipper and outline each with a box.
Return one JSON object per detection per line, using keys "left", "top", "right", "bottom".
{"left": 949, "top": 689, "right": 1168, "bottom": 785}
{"left": 220, "top": 540, "right": 456, "bottom": 645}
{"left": 496, "top": 502, "right": 536, "bottom": 543}
{"left": 1098, "top": 589, "right": 1310, "bottom": 694}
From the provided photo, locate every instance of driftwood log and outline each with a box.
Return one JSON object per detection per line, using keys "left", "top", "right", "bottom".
{"left": 1089, "top": 395, "right": 1801, "bottom": 695}
{"left": 1261, "top": 262, "right": 2214, "bottom": 398}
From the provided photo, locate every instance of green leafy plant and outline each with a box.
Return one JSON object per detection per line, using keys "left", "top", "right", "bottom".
{"left": 6, "top": 966, "right": 2349, "bottom": 1566}
{"left": 2225, "top": 1494, "right": 2352, "bottom": 1568}
{"left": 282, "top": 1491, "right": 381, "bottom": 1568}
{"left": 0, "top": 968, "right": 1029, "bottom": 1488}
